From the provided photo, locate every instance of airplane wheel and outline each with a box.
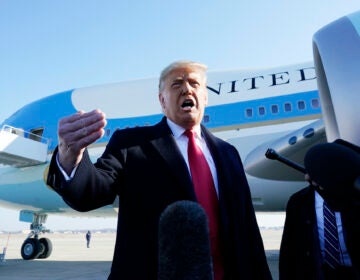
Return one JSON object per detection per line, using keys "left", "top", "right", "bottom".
{"left": 21, "top": 238, "right": 41, "bottom": 260}
{"left": 37, "top": 237, "right": 52, "bottom": 259}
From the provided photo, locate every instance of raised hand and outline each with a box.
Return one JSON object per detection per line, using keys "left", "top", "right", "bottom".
{"left": 57, "top": 109, "right": 107, "bottom": 174}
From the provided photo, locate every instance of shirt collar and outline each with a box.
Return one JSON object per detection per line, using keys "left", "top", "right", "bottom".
{"left": 315, "top": 190, "right": 324, "bottom": 208}
{"left": 166, "top": 118, "right": 202, "bottom": 139}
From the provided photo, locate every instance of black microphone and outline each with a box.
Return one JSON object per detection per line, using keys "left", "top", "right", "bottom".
{"left": 265, "top": 148, "right": 306, "bottom": 174}
{"left": 158, "top": 200, "right": 213, "bottom": 280}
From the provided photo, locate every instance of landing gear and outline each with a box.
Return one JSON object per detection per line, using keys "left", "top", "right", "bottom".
{"left": 38, "top": 237, "right": 52, "bottom": 259}
{"left": 19, "top": 211, "right": 53, "bottom": 260}
{"left": 21, "top": 238, "right": 41, "bottom": 260}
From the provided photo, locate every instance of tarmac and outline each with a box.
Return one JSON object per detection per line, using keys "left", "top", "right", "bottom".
{"left": 0, "top": 228, "right": 282, "bottom": 279}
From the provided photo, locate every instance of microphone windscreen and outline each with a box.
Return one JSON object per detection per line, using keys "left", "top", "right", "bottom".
{"left": 158, "top": 200, "right": 213, "bottom": 280}
{"left": 304, "top": 142, "right": 360, "bottom": 209}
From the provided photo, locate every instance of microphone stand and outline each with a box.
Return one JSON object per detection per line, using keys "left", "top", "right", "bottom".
{"left": 265, "top": 148, "right": 306, "bottom": 174}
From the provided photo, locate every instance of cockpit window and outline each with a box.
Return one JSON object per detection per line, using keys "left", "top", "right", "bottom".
{"left": 29, "top": 128, "right": 44, "bottom": 142}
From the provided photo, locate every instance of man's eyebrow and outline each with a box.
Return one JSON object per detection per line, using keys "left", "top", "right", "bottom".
{"left": 171, "top": 77, "right": 184, "bottom": 83}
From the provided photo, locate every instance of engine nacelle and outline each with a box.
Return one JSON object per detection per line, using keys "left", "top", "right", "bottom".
{"left": 313, "top": 10, "right": 360, "bottom": 145}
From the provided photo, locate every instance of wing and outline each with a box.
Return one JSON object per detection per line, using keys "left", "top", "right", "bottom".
{"left": 244, "top": 119, "right": 326, "bottom": 181}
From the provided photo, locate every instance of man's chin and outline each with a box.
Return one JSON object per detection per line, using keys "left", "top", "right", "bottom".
{"left": 170, "top": 111, "right": 203, "bottom": 127}
{"left": 178, "top": 117, "right": 200, "bottom": 128}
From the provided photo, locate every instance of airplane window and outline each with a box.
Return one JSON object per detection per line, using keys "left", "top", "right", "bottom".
{"left": 30, "top": 128, "right": 44, "bottom": 142}
{"left": 311, "top": 98, "right": 320, "bottom": 108}
{"left": 303, "top": 128, "right": 315, "bottom": 138}
{"left": 297, "top": 100, "right": 306, "bottom": 110}
{"left": 258, "top": 106, "right": 265, "bottom": 115}
{"left": 288, "top": 136, "right": 297, "bottom": 145}
{"left": 245, "top": 108, "right": 253, "bottom": 118}
{"left": 203, "top": 115, "right": 210, "bottom": 123}
{"left": 271, "top": 105, "right": 279, "bottom": 114}
{"left": 284, "top": 103, "right": 292, "bottom": 112}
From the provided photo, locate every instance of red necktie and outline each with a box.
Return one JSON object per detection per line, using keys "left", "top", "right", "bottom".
{"left": 184, "top": 129, "right": 224, "bottom": 280}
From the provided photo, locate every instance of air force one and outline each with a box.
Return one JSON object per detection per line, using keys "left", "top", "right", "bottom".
{"left": 1, "top": 10, "right": 360, "bottom": 260}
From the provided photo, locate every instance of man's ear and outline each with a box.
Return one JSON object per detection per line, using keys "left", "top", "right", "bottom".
{"left": 159, "top": 93, "right": 165, "bottom": 111}
{"left": 204, "top": 89, "right": 208, "bottom": 106}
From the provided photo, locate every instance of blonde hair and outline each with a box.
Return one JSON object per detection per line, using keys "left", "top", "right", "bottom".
{"left": 159, "top": 60, "right": 207, "bottom": 90}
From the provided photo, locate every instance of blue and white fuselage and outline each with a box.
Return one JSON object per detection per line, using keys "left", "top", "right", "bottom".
{"left": 0, "top": 62, "right": 321, "bottom": 216}
{"left": 2, "top": 9, "right": 360, "bottom": 261}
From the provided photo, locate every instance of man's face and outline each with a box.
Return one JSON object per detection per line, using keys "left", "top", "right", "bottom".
{"left": 159, "top": 66, "right": 208, "bottom": 129}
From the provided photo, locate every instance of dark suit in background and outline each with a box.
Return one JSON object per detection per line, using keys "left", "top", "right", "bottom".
{"left": 279, "top": 186, "right": 360, "bottom": 280}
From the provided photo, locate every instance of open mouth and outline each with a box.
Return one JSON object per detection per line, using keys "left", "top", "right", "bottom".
{"left": 181, "top": 99, "right": 195, "bottom": 109}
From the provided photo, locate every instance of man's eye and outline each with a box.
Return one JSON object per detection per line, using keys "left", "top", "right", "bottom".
{"left": 171, "top": 82, "right": 181, "bottom": 88}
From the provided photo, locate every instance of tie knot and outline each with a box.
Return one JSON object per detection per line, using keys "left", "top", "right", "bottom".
{"left": 184, "top": 129, "right": 195, "bottom": 139}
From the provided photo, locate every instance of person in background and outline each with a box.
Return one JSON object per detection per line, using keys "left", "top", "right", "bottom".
{"left": 46, "top": 60, "right": 271, "bottom": 280}
{"left": 86, "top": 230, "right": 91, "bottom": 248}
{"left": 279, "top": 141, "right": 360, "bottom": 280}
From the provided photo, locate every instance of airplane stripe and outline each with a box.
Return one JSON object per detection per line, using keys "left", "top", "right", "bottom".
{"left": 104, "top": 90, "right": 320, "bottom": 132}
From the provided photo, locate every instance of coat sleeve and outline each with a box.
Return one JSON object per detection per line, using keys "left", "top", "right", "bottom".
{"left": 47, "top": 142, "right": 120, "bottom": 212}
{"left": 279, "top": 195, "right": 299, "bottom": 280}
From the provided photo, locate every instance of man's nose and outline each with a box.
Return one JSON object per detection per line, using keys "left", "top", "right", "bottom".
{"left": 180, "top": 82, "right": 192, "bottom": 95}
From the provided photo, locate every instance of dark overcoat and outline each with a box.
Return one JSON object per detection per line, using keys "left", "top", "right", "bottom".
{"left": 47, "top": 117, "right": 271, "bottom": 280}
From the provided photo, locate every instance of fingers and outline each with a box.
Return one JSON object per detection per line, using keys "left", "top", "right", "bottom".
{"left": 59, "top": 110, "right": 106, "bottom": 134}
{"left": 59, "top": 110, "right": 106, "bottom": 143}
{"left": 57, "top": 109, "right": 107, "bottom": 172}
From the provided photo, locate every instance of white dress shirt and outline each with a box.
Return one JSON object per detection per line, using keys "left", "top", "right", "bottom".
{"left": 166, "top": 119, "right": 219, "bottom": 196}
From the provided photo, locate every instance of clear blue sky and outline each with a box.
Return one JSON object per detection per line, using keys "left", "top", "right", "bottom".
{"left": 0, "top": 1, "right": 359, "bottom": 231}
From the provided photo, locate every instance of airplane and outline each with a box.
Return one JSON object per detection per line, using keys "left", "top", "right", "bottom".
{"left": 1, "top": 9, "right": 360, "bottom": 261}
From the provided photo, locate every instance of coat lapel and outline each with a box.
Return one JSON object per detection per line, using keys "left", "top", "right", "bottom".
{"left": 150, "top": 118, "right": 196, "bottom": 199}
{"left": 200, "top": 125, "right": 231, "bottom": 229}
{"left": 201, "top": 125, "right": 228, "bottom": 195}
